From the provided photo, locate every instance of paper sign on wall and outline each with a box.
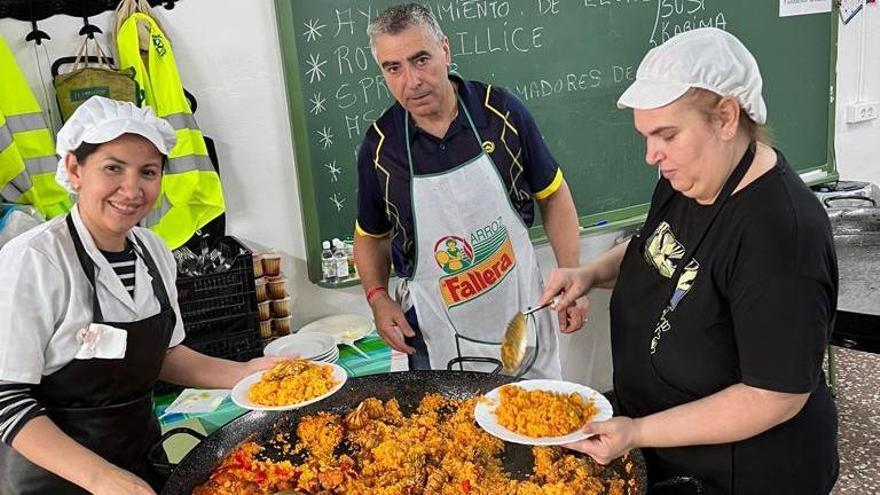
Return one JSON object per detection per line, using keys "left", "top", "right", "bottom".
{"left": 779, "top": 0, "right": 832, "bottom": 17}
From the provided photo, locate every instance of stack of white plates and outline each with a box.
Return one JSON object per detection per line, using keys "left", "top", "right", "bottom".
{"left": 297, "top": 314, "right": 373, "bottom": 345}
{"left": 263, "top": 333, "right": 339, "bottom": 363}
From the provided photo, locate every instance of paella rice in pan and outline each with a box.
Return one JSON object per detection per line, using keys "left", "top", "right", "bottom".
{"left": 193, "top": 394, "right": 632, "bottom": 494}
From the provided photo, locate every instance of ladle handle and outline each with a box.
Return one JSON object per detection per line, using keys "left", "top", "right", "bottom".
{"left": 522, "top": 301, "right": 552, "bottom": 316}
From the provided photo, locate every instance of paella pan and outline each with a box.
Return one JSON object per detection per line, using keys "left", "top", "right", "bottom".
{"left": 161, "top": 371, "right": 647, "bottom": 494}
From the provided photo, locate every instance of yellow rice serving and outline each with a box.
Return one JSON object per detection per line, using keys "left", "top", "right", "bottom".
{"left": 495, "top": 385, "right": 598, "bottom": 437}
{"left": 247, "top": 360, "right": 338, "bottom": 407}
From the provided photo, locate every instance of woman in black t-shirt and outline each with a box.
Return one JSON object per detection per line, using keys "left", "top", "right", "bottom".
{"left": 540, "top": 28, "right": 838, "bottom": 495}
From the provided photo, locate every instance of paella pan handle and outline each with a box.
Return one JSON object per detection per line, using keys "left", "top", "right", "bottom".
{"left": 146, "top": 426, "right": 207, "bottom": 472}
{"left": 823, "top": 195, "right": 876, "bottom": 208}
{"left": 651, "top": 475, "right": 704, "bottom": 494}
{"left": 446, "top": 356, "right": 504, "bottom": 375}
{"left": 445, "top": 355, "right": 535, "bottom": 379}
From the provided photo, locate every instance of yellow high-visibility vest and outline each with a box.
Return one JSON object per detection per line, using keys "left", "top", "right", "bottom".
{"left": 0, "top": 35, "right": 72, "bottom": 218}
{"left": 117, "top": 13, "right": 225, "bottom": 249}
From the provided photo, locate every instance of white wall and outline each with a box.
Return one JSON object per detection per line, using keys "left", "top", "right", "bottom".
{"left": 836, "top": 5, "right": 880, "bottom": 185}
{"left": 2, "top": 1, "right": 876, "bottom": 391}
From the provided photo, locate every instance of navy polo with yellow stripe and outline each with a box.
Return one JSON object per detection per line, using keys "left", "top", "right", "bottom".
{"left": 356, "top": 74, "right": 564, "bottom": 280}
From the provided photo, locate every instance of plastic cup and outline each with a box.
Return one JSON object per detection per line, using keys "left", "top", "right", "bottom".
{"left": 258, "top": 319, "right": 273, "bottom": 339}
{"left": 257, "top": 300, "right": 271, "bottom": 322}
{"left": 252, "top": 253, "right": 264, "bottom": 278}
{"left": 270, "top": 296, "right": 291, "bottom": 318}
{"left": 254, "top": 277, "right": 269, "bottom": 303}
{"left": 262, "top": 252, "right": 282, "bottom": 277}
{"left": 267, "top": 275, "right": 287, "bottom": 300}
{"left": 272, "top": 315, "right": 292, "bottom": 336}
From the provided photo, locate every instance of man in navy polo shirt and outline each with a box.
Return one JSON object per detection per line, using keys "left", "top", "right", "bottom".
{"left": 354, "top": 3, "right": 585, "bottom": 378}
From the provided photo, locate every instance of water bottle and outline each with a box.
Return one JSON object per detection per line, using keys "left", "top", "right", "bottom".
{"left": 321, "top": 240, "right": 336, "bottom": 283}
{"left": 332, "top": 238, "right": 348, "bottom": 282}
{"left": 343, "top": 237, "right": 357, "bottom": 278}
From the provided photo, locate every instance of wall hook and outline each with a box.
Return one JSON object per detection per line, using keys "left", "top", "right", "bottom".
{"left": 24, "top": 0, "right": 50, "bottom": 45}
{"left": 25, "top": 19, "right": 51, "bottom": 45}
{"left": 79, "top": 16, "right": 103, "bottom": 39}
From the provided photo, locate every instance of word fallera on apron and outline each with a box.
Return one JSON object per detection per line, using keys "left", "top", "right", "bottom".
{"left": 401, "top": 96, "right": 561, "bottom": 379}
{"left": 0, "top": 214, "right": 175, "bottom": 494}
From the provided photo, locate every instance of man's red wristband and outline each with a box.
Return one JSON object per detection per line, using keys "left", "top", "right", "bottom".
{"left": 366, "top": 286, "right": 388, "bottom": 303}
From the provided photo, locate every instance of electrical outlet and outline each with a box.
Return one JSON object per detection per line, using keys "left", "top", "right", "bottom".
{"left": 846, "top": 101, "right": 879, "bottom": 123}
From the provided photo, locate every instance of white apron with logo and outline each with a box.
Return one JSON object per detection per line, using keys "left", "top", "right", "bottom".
{"left": 401, "top": 97, "right": 561, "bottom": 379}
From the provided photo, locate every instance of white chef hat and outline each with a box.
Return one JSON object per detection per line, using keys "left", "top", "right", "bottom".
{"left": 55, "top": 96, "right": 177, "bottom": 193}
{"left": 617, "top": 28, "right": 767, "bottom": 125}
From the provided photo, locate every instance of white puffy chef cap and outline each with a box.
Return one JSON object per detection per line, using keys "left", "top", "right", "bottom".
{"left": 55, "top": 96, "right": 177, "bottom": 193}
{"left": 617, "top": 27, "right": 767, "bottom": 125}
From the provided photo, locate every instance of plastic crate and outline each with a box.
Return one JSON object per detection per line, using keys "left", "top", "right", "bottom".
{"left": 176, "top": 236, "right": 258, "bottom": 339}
{"left": 183, "top": 311, "right": 257, "bottom": 336}
{"left": 179, "top": 293, "right": 257, "bottom": 325}
{"left": 155, "top": 237, "right": 261, "bottom": 396}
{"left": 176, "top": 266, "right": 254, "bottom": 301}
{"left": 184, "top": 328, "right": 263, "bottom": 362}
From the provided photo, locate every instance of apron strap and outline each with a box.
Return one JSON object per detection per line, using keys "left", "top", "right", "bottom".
{"left": 131, "top": 236, "right": 172, "bottom": 312}
{"left": 663, "top": 141, "right": 756, "bottom": 297}
{"left": 66, "top": 215, "right": 174, "bottom": 320}
{"left": 403, "top": 93, "right": 477, "bottom": 177}
{"left": 66, "top": 214, "right": 105, "bottom": 322}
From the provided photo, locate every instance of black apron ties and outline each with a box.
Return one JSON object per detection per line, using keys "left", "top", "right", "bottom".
{"left": 0, "top": 215, "right": 176, "bottom": 494}
{"left": 611, "top": 143, "right": 756, "bottom": 495}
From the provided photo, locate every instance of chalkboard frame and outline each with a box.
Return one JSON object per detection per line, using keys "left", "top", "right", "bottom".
{"left": 275, "top": 1, "right": 839, "bottom": 285}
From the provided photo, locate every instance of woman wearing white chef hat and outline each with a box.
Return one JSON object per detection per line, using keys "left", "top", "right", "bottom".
{"left": 0, "top": 96, "right": 284, "bottom": 495}
{"left": 540, "top": 28, "right": 838, "bottom": 494}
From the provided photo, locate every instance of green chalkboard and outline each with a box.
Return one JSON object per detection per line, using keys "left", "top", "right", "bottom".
{"left": 275, "top": 0, "right": 837, "bottom": 284}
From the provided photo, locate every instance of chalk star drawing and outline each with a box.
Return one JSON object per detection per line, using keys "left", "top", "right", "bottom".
{"left": 324, "top": 160, "right": 341, "bottom": 182}
{"left": 309, "top": 93, "right": 326, "bottom": 115}
{"left": 303, "top": 18, "right": 326, "bottom": 42}
{"left": 317, "top": 127, "right": 334, "bottom": 149}
{"left": 330, "top": 193, "right": 345, "bottom": 212}
{"left": 305, "top": 53, "right": 327, "bottom": 83}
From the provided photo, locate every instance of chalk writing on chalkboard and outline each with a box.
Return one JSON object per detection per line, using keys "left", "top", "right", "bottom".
{"left": 309, "top": 93, "right": 327, "bottom": 115}
{"left": 330, "top": 193, "right": 346, "bottom": 212}
{"left": 303, "top": 18, "right": 326, "bottom": 42}
{"left": 324, "top": 161, "right": 342, "bottom": 183}
{"left": 317, "top": 127, "right": 334, "bottom": 150}
{"left": 305, "top": 53, "right": 328, "bottom": 83}
{"left": 649, "top": 1, "right": 729, "bottom": 47}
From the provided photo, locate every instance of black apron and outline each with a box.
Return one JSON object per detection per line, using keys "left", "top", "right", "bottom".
{"left": 0, "top": 215, "right": 175, "bottom": 494}
{"left": 611, "top": 144, "right": 754, "bottom": 494}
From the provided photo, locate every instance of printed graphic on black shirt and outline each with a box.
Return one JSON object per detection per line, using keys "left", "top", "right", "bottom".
{"left": 643, "top": 221, "right": 700, "bottom": 354}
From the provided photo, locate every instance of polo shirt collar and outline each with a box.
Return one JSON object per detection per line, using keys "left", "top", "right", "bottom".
{"left": 406, "top": 73, "right": 490, "bottom": 140}
{"left": 453, "top": 73, "right": 489, "bottom": 129}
